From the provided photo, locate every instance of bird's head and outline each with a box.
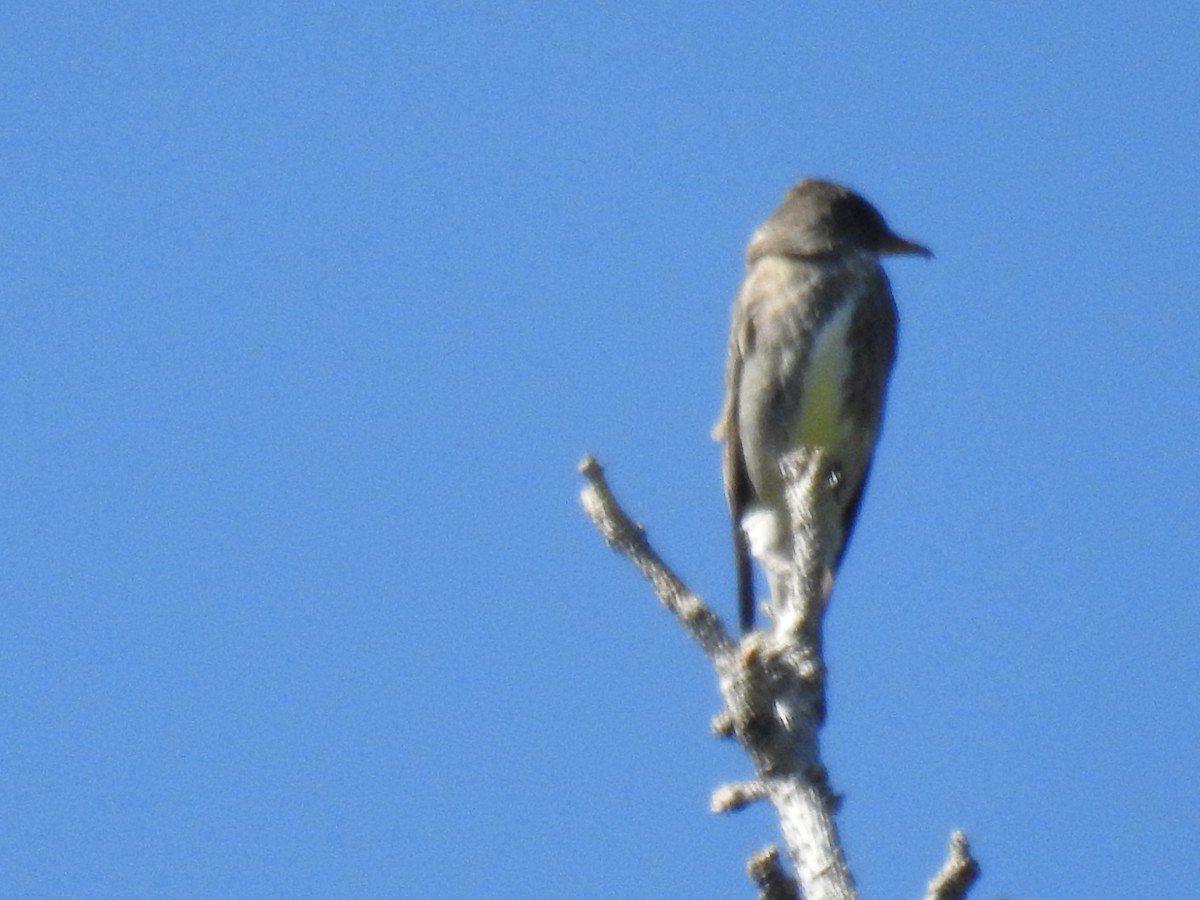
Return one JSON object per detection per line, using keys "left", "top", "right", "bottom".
{"left": 751, "top": 179, "right": 932, "bottom": 260}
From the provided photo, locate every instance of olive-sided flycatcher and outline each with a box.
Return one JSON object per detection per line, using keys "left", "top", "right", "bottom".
{"left": 714, "top": 179, "right": 931, "bottom": 631}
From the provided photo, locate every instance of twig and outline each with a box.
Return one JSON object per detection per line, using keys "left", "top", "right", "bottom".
{"left": 748, "top": 847, "right": 801, "bottom": 900}
{"left": 578, "top": 454, "right": 734, "bottom": 662}
{"left": 925, "top": 830, "right": 981, "bottom": 900}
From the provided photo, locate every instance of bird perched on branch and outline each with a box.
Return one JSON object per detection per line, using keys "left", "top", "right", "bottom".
{"left": 714, "top": 179, "right": 931, "bottom": 631}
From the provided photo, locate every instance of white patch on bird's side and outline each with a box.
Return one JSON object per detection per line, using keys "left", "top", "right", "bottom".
{"left": 741, "top": 507, "right": 791, "bottom": 576}
{"left": 793, "top": 300, "right": 856, "bottom": 451}
{"left": 742, "top": 507, "right": 783, "bottom": 560}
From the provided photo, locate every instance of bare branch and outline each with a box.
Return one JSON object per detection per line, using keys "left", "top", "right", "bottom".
{"left": 925, "top": 830, "right": 981, "bottom": 900}
{"left": 738, "top": 448, "right": 854, "bottom": 900}
{"left": 578, "top": 452, "right": 978, "bottom": 898}
{"left": 578, "top": 454, "right": 735, "bottom": 661}
{"left": 712, "top": 780, "right": 768, "bottom": 814}
{"left": 748, "top": 847, "right": 801, "bottom": 900}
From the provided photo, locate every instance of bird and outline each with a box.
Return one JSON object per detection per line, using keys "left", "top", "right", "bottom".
{"left": 713, "top": 179, "right": 931, "bottom": 631}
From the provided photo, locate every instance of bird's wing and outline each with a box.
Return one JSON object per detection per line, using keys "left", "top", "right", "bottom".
{"left": 832, "top": 277, "right": 898, "bottom": 568}
{"left": 715, "top": 304, "right": 758, "bottom": 631}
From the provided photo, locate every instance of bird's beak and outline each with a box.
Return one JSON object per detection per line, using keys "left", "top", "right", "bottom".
{"left": 881, "top": 232, "right": 933, "bottom": 258}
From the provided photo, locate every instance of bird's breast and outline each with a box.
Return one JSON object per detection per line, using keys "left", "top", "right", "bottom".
{"left": 793, "top": 300, "right": 857, "bottom": 451}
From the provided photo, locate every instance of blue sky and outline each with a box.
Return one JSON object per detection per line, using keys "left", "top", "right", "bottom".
{"left": 2, "top": 4, "right": 1198, "bottom": 897}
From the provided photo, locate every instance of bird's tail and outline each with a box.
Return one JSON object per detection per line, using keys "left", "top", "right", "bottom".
{"left": 734, "top": 520, "right": 755, "bottom": 632}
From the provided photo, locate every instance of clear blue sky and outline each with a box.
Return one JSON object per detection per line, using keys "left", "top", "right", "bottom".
{"left": 2, "top": 4, "right": 1197, "bottom": 898}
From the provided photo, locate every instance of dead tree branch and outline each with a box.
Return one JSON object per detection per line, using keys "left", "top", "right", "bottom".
{"left": 925, "top": 831, "right": 981, "bottom": 900}
{"left": 578, "top": 451, "right": 979, "bottom": 898}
